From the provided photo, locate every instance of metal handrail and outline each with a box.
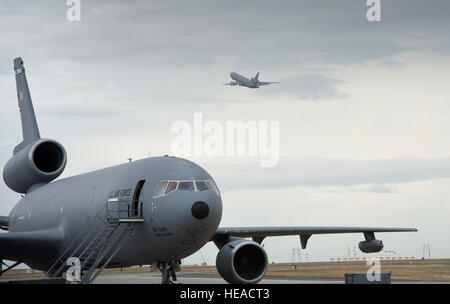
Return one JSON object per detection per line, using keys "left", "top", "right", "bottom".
{"left": 79, "top": 223, "right": 119, "bottom": 270}
{"left": 46, "top": 203, "right": 108, "bottom": 276}
{"left": 80, "top": 225, "right": 128, "bottom": 283}
{"left": 86, "top": 225, "right": 137, "bottom": 283}
{"left": 106, "top": 198, "right": 144, "bottom": 220}
{"left": 47, "top": 197, "right": 143, "bottom": 279}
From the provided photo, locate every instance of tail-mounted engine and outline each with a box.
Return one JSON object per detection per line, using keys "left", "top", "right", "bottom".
{"left": 3, "top": 57, "right": 67, "bottom": 194}
{"left": 216, "top": 238, "right": 268, "bottom": 284}
{"left": 3, "top": 138, "right": 67, "bottom": 193}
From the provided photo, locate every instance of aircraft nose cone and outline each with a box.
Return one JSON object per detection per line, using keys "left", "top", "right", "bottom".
{"left": 191, "top": 201, "right": 209, "bottom": 220}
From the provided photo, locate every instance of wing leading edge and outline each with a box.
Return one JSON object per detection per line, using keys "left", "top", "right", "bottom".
{"left": 212, "top": 226, "right": 417, "bottom": 249}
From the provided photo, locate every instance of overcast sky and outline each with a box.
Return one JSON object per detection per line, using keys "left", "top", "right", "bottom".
{"left": 1, "top": 0, "right": 450, "bottom": 265}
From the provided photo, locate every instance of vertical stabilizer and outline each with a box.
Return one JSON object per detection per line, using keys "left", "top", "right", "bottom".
{"left": 251, "top": 72, "right": 260, "bottom": 84}
{"left": 254, "top": 72, "right": 260, "bottom": 81}
{"left": 13, "top": 57, "right": 40, "bottom": 155}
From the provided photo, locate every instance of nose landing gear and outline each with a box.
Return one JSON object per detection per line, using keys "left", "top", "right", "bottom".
{"left": 157, "top": 260, "right": 181, "bottom": 284}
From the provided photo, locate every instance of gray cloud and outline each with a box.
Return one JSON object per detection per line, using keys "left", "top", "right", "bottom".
{"left": 0, "top": 0, "right": 447, "bottom": 110}
{"left": 2, "top": 0, "right": 447, "bottom": 72}
{"left": 206, "top": 156, "right": 450, "bottom": 191}
{"left": 39, "top": 104, "right": 131, "bottom": 119}
{"left": 379, "top": 60, "right": 407, "bottom": 70}
{"left": 362, "top": 183, "right": 400, "bottom": 194}
{"left": 259, "top": 74, "right": 347, "bottom": 100}
{"left": 321, "top": 183, "right": 400, "bottom": 194}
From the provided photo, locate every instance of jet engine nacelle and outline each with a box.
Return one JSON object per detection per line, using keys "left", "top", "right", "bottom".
{"left": 358, "top": 239, "right": 384, "bottom": 253}
{"left": 216, "top": 238, "right": 268, "bottom": 284}
{"left": 3, "top": 138, "right": 67, "bottom": 193}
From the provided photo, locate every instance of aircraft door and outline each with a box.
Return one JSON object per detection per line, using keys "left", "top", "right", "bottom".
{"left": 131, "top": 180, "right": 145, "bottom": 218}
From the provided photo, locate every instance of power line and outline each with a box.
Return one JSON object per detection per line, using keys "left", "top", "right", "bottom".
{"left": 422, "top": 242, "right": 432, "bottom": 259}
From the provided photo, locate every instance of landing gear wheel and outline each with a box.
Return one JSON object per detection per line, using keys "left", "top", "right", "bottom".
{"left": 158, "top": 260, "right": 181, "bottom": 284}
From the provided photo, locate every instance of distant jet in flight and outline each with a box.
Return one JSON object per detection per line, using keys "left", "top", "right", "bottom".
{"left": 223, "top": 72, "right": 279, "bottom": 88}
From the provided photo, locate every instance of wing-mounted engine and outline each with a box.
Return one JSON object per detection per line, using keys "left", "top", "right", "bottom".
{"left": 358, "top": 232, "right": 384, "bottom": 253}
{"left": 359, "top": 239, "right": 384, "bottom": 253}
{"left": 2, "top": 57, "right": 67, "bottom": 194}
{"left": 3, "top": 138, "right": 67, "bottom": 193}
{"left": 215, "top": 238, "right": 268, "bottom": 284}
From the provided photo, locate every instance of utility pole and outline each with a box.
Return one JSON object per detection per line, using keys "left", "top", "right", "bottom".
{"left": 427, "top": 243, "right": 431, "bottom": 259}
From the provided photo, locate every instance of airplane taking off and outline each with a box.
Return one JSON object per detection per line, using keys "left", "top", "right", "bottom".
{"left": 0, "top": 58, "right": 417, "bottom": 284}
{"left": 223, "top": 72, "right": 279, "bottom": 88}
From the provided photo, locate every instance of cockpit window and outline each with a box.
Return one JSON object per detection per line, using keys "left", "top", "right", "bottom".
{"left": 195, "top": 181, "right": 209, "bottom": 191}
{"left": 165, "top": 181, "right": 177, "bottom": 195}
{"left": 153, "top": 181, "right": 167, "bottom": 197}
{"left": 206, "top": 180, "right": 220, "bottom": 195}
{"left": 153, "top": 179, "right": 218, "bottom": 198}
{"left": 178, "top": 181, "right": 195, "bottom": 191}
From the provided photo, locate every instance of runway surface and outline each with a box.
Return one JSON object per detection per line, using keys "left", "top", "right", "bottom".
{"left": 95, "top": 272, "right": 341, "bottom": 284}
{"left": 94, "top": 272, "right": 449, "bottom": 284}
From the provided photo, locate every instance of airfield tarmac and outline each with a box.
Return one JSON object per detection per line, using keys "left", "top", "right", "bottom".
{"left": 1, "top": 259, "right": 450, "bottom": 284}
{"left": 94, "top": 259, "right": 450, "bottom": 284}
{"left": 94, "top": 272, "right": 447, "bottom": 284}
{"left": 94, "top": 272, "right": 342, "bottom": 284}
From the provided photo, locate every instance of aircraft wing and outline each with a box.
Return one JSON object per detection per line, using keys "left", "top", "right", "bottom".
{"left": 223, "top": 81, "right": 239, "bottom": 86}
{"left": 212, "top": 226, "right": 417, "bottom": 248}
{"left": 257, "top": 82, "right": 279, "bottom": 86}
{"left": 0, "top": 228, "right": 63, "bottom": 263}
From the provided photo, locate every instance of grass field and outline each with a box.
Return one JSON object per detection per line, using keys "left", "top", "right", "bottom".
{"left": 179, "top": 259, "right": 450, "bottom": 282}
{"left": 2, "top": 259, "right": 450, "bottom": 282}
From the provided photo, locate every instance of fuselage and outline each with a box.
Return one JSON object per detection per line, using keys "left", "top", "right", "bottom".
{"left": 7, "top": 156, "right": 223, "bottom": 270}
{"left": 230, "top": 72, "right": 258, "bottom": 88}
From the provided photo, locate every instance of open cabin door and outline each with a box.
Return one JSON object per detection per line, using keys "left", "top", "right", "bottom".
{"left": 131, "top": 180, "right": 145, "bottom": 218}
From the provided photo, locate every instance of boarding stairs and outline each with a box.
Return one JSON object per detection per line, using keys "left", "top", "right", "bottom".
{"left": 46, "top": 198, "right": 144, "bottom": 283}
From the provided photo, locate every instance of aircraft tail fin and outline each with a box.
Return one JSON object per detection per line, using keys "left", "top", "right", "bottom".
{"left": 13, "top": 57, "right": 41, "bottom": 155}
{"left": 251, "top": 72, "right": 260, "bottom": 84}
{"left": 254, "top": 72, "right": 259, "bottom": 81}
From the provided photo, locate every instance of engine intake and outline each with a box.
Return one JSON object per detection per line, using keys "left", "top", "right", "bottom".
{"left": 359, "top": 239, "right": 384, "bottom": 253}
{"left": 216, "top": 239, "right": 268, "bottom": 284}
{"left": 3, "top": 138, "right": 67, "bottom": 193}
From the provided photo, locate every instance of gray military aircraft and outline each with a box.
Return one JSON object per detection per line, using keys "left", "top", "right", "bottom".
{"left": 0, "top": 58, "right": 417, "bottom": 284}
{"left": 223, "top": 72, "right": 279, "bottom": 88}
